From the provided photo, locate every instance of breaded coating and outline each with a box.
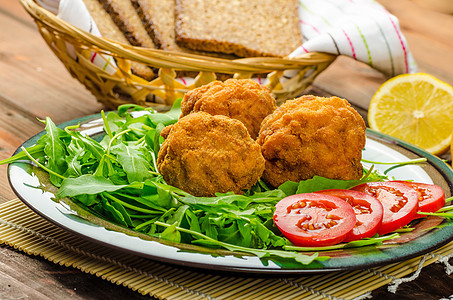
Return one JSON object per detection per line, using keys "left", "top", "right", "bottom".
{"left": 157, "top": 112, "right": 265, "bottom": 197}
{"left": 181, "top": 79, "right": 277, "bottom": 139}
{"left": 257, "top": 95, "right": 366, "bottom": 187}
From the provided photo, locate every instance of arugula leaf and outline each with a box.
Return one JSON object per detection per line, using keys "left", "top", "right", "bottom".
{"left": 420, "top": 212, "right": 453, "bottom": 219}
{"left": 101, "top": 196, "right": 129, "bottom": 227}
{"left": 117, "top": 104, "right": 151, "bottom": 117}
{"left": 184, "top": 208, "right": 202, "bottom": 235}
{"left": 277, "top": 173, "right": 383, "bottom": 196}
{"left": 153, "top": 123, "right": 165, "bottom": 159}
{"left": 63, "top": 139, "right": 86, "bottom": 177}
{"left": 57, "top": 174, "right": 128, "bottom": 198}
{"left": 0, "top": 144, "right": 45, "bottom": 165}
{"left": 72, "top": 131, "right": 105, "bottom": 160}
{"left": 216, "top": 219, "right": 252, "bottom": 247}
{"left": 163, "top": 98, "right": 182, "bottom": 120}
{"left": 110, "top": 200, "right": 134, "bottom": 227}
{"left": 167, "top": 205, "right": 189, "bottom": 226}
{"left": 283, "top": 233, "right": 400, "bottom": 251}
{"left": 154, "top": 221, "right": 326, "bottom": 265}
{"left": 73, "top": 194, "right": 99, "bottom": 206}
{"left": 42, "top": 117, "right": 69, "bottom": 185}
{"left": 278, "top": 181, "right": 299, "bottom": 196}
{"left": 113, "top": 192, "right": 167, "bottom": 213}
{"left": 251, "top": 218, "right": 287, "bottom": 248}
{"left": 295, "top": 176, "right": 374, "bottom": 193}
{"left": 105, "top": 111, "right": 124, "bottom": 137}
{"left": 146, "top": 114, "right": 177, "bottom": 127}
{"left": 160, "top": 224, "right": 181, "bottom": 243}
{"left": 181, "top": 190, "right": 283, "bottom": 210}
{"left": 111, "top": 142, "right": 151, "bottom": 183}
{"left": 198, "top": 214, "right": 217, "bottom": 241}
{"left": 362, "top": 158, "right": 428, "bottom": 175}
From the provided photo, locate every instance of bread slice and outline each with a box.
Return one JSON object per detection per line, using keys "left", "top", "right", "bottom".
{"left": 175, "top": 0, "right": 302, "bottom": 57}
{"left": 131, "top": 0, "right": 236, "bottom": 79}
{"left": 97, "top": 0, "right": 155, "bottom": 49}
{"left": 81, "top": 0, "right": 155, "bottom": 80}
{"left": 131, "top": 0, "right": 238, "bottom": 56}
{"left": 131, "top": 0, "right": 184, "bottom": 51}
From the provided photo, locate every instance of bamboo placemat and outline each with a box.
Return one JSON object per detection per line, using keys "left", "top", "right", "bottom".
{"left": 0, "top": 199, "right": 452, "bottom": 300}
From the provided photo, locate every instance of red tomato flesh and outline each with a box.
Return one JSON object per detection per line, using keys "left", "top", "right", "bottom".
{"left": 273, "top": 193, "right": 356, "bottom": 247}
{"left": 394, "top": 181, "right": 445, "bottom": 217}
{"left": 316, "top": 189, "right": 384, "bottom": 242}
{"left": 352, "top": 182, "right": 419, "bottom": 235}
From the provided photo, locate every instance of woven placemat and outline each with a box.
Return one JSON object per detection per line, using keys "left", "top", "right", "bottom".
{"left": 0, "top": 199, "right": 452, "bottom": 300}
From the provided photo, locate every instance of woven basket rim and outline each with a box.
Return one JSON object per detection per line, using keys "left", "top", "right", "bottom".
{"left": 20, "top": 0, "right": 336, "bottom": 74}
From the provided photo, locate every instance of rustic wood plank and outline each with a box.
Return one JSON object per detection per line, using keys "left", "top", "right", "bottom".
{"left": 0, "top": 1, "right": 103, "bottom": 125}
{"left": 0, "top": 1, "right": 36, "bottom": 27}
{"left": 0, "top": 246, "right": 150, "bottom": 299}
{"left": 0, "top": 94, "right": 46, "bottom": 202}
{"left": 371, "top": 262, "right": 453, "bottom": 299}
{"left": 0, "top": 270, "right": 49, "bottom": 300}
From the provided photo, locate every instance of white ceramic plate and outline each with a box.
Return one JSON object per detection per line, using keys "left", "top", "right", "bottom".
{"left": 7, "top": 115, "right": 453, "bottom": 274}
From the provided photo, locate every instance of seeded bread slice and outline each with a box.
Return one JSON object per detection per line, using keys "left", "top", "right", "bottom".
{"left": 81, "top": 0, "right": 155, "bottom": 80}
{"left": 97, "top": 0, "right": 156, "bottom": 49}
{"left": 175, "top": 0, "right": 302, "bottom": 57}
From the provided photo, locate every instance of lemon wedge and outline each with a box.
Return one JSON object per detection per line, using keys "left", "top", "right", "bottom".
{"left": 368, "top": 73, "right": 453, "bottom": 156}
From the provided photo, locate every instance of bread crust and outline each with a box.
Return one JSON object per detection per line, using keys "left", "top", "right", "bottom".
{"left": 98, "top": 0, "right": 156, "bottom": 49}
{"left": 81, "top": 0, "right": 155, "bottom": 80}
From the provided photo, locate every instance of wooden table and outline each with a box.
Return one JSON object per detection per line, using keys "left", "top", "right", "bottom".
{"left": 1, "top": 0, "right": 452, "bottom": 299}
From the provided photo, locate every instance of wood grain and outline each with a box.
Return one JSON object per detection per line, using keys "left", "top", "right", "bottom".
{"left": 0, "top": 3, "right": 102, "bottom": 123}
{"left": 0, "top": 247, "right": 146, "bottom": 300}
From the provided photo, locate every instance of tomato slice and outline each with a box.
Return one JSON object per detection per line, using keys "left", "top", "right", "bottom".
{"left": 273, "top": 193, "right": 356, "bottom": 247}
{"left": 394, "top": 181, "right": 445, "bottom": 217}
{"left": 352, "top": 182, "right": 419, "bottom": 235}
{"left": 316, "top": 189, "right": 383, "bottom": 242}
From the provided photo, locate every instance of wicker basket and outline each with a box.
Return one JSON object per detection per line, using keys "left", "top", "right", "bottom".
{"left": 21, "top": 0, "right": 336, "bottom": 111}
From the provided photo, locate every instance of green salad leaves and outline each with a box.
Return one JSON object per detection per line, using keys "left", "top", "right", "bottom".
{"left": 2, "top": 101, "right": 391, "bottom": 267}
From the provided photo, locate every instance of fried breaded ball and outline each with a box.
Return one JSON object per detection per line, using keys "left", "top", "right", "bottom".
{"left": 257, "top": 95, "right": 366, "bottom": 187}
{"left": 181, "top": 79, "right": 277, "bottom": 139}
{"left": 157, "top": 112, "right": 265, "bottom": 197}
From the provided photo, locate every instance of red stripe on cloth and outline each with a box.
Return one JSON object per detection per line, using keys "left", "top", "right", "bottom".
{"left": 387, "top": 14, "right": 409, "bottom": 73}
{"left": 342, "top": 29, "right": 357, "bottom": 60}
{"left": 180, "top": 77, "right": 187, "bottom": 85}
{"left": 90, "top": 52, "right": 97, "bottom": 63}
{"left": 300, "top": 19, "right": 321, "bottom": 35}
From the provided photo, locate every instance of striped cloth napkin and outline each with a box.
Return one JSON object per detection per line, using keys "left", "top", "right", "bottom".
{"left": 37, "top": 0, "right": 417, "bottom": 78}
{"left": 294, "top": 0, "right": 418, "bottom": 76}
